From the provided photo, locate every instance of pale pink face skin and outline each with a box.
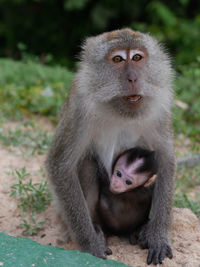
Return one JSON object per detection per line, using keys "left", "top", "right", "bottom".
{"left": 110, "top": 154, "right": 151, "bottom": 194}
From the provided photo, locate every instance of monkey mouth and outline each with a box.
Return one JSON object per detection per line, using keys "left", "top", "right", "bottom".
{"left": 120, "top": 95, "right": 143, "bottom": 108}
{"left": 124, "top": 95, "right": 142, "bottom": 103}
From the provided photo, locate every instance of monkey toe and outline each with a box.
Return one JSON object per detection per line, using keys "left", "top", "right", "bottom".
{"left": 105, "top": 247, "right": 112, "bottom": 255}
{"left": 166, "top": 245, "right": 173, "bottom": 259}
{"left": 147, "top": 244, "right": 173, "bottom": 265}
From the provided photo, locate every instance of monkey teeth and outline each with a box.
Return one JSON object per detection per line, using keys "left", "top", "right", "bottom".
{"left": 124, "top": 95, "right": 142, "bottom": 103}
{"left": 120, "top": 95, "right": 143, "bottom": 109}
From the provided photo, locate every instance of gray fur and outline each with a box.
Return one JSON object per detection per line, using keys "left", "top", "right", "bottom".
{"left": 46, "top": 28, "right": 175, "bottom": 263}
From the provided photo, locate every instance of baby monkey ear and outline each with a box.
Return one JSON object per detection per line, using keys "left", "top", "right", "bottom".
{"left": 144, "top": 174, "right": 157, "bottom": 187}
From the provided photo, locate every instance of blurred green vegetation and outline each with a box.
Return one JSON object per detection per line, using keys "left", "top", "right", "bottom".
{"left": 0, "top": 0, "right": 199, "bottom": 67}
{"left": 0, "top": 59, "right": 73, "bottom": 120}
{"left": 173, "top": 62, "right": 200, "bottom": 143}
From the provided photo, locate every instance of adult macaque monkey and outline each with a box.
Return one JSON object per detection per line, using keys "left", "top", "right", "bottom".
{"left": 46, "top": 28, "right": 175, "bottom": 265}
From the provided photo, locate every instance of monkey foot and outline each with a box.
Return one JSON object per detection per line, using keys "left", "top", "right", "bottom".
{"left": 138, "top": 224, "right": 173, "bottom": 265}
{"left": 146, "top": 243, "right": 173, "bottom": 265}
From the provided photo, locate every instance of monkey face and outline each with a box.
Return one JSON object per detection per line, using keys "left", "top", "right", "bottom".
{"left": 106, "top": 47, "right": 147, "bottom": 111}
{"left": 109, "top": 167, "right": 152, "bottom": 194}
{"left": 110, "top": 154, "right": 152, "bottom": 194}
{"left": 81, "top": 28, "right": 173, "bottom": 118}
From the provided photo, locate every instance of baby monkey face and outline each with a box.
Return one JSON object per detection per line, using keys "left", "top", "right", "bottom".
{"left": 110, "top": 154, "right": 156, "bottom": 194}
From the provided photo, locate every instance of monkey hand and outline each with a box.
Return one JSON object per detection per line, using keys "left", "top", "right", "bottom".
{"left": 138, "top": 222, "right": 173, "bottom": 265}
{"left": 81, "top": 225, "right": 109, "bottom": 259}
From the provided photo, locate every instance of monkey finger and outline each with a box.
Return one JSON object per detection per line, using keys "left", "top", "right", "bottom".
{"left": 166, "top": 246, "right": 173, "bottom": 259}
{"left": 105, "top": 247, "right": 112, "bottom": 255}
{"left": 152, "top": 250, "right": 160, "bottom": 265}
{"left": 159, "top": 248, "right": 166, "bottom": 264}
{"left": 147, "top": 248, "right": 154, "bottom": 265}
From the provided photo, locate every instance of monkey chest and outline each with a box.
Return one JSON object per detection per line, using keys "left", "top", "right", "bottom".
{"left": 94, "top": 122, "right": 142, "bottom": 175}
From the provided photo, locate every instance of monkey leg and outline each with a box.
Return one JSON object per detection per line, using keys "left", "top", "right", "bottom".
{"left": 129, "top": 217, "right": 150, "bottom": 245}
{"left": 129, "top": 230, "right": 139, "bottom": 245}
{"left": 138, "top": 144, "right": 175, "bottom": 265}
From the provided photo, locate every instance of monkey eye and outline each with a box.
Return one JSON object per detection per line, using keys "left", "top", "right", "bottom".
{"left": 126, "top": 179, "right": 132, "bottom": 185}
{"left": 132, "top": 54, "right": 142, "bottom": 61}
{"left": 116, "top": 170, "right": 122, "bottom": 177}
{"left": 112, "top": 55, "right": 124, "bottom": 63}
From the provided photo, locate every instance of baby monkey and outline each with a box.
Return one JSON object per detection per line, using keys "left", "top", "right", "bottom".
{"left": 99, "top": 147, "right": 158, "bottom": 237}
{"left": 110, "top": 147, "right": 157, "bottom": 194}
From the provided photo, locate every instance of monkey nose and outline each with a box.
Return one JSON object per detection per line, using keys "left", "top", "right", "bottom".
{"left": 112, "top": 181, "right": 121, "bottom": 189}
{"left": 110, "top": 180, "right": 123, "bottom": 193}
{"left": 127, "top": 71, "right": 137, "bottom": 84}
{"left": 128, "top": 77, "right": 137, "bottom": 83}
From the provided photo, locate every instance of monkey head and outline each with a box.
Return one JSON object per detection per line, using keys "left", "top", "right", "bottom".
{"left": 110, "top": 148, "right": 158, "bottom": 194}
{"left": 79, "top": 28, "right": 173, "bottom": 118}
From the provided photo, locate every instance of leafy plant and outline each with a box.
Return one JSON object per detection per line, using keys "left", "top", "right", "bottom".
{"left": 20, "top": 218, "right": 45, "bottom": 236}
{"left": 174, "top": 164, "right": 200, "bottom": 218}
{"left": 174, "top": 193, "right": 200, "bottom": 218}
{"left": 0, "top": 123, "right": 53, "bottom": 156}
{"left": 10, "top": 167, "right": 52, "bottom": 235}
{"left": 173, "top": 62, "right": 200, "bottom": 144}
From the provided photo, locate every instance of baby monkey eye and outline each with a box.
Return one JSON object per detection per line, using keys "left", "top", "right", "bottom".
{"left": 116, "top": 170, "right": 122, "bottom": 177}
{"left": 126, "top": 179, "right": 132, "bottom": 185}
{"left": 112, "top": 55, "right": 124, "bottom": 63}
{"left": 132, "top": 54, "right": 142, "bottom": 61}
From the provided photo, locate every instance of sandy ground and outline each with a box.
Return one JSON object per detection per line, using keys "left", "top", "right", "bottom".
{"left": 0, "top": 123, "right": 200, "bottom": 267}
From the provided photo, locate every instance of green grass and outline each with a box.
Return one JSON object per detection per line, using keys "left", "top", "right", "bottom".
{"left": 9, "top": 167, "right": 52, "bottom": 235}
{"left": 174, "top": 164, "right": 200, "bottom": 218}
{"left": 0, "top": 58, "right": 73, "bottom": 120}
{"left": 0, "top": 121, "right": 53, "bottom": 157}
{"left": 174, "top": 193, "right": 200, "bottom": 218}
{"left": 173, "top": 62, "right": 200, "bottom": 145}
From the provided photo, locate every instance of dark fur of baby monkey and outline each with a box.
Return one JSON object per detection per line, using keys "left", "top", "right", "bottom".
{"left": 46, "top": 28, "right": 175, "bottom": 265}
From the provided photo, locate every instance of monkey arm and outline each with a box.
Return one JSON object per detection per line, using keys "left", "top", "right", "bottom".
{"left": 46, "top": 97, "right": 107, "bottom": 258}
{"left": 139, "top": 125, "right": 175, "bottom": 265}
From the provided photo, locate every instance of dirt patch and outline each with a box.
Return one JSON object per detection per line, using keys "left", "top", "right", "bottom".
{"left": 0, "top": 144, "right": 200, "bottom": 266}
